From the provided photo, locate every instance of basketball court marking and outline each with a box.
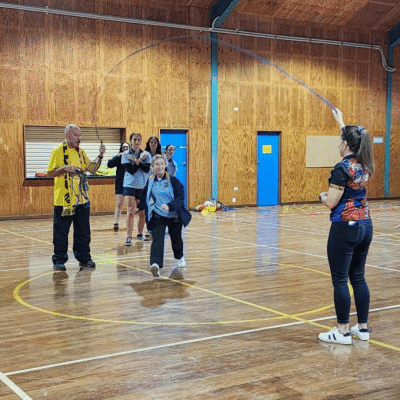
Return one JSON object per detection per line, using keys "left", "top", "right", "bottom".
{"left": 12, "top": 255, "right": 400, "bottom": 353}
{"left": 222, "top": 211, "right": 400, "bottom": 244}
{"left": 188, "top": 227, "right": 400, "bottom": 272}
{"left": 0, "top": 370, "right": 32, "bottom": 399}
{"left": 13, "top": 260, "right": 335, "bottom": 325}
{"left": 5, "top": 305, "right": 400, "bottom": 379}
{"left": 2, "top": 210, "right": 400, "bottom": 376}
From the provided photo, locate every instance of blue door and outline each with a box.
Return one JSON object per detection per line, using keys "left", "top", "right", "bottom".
{"left": 160, "top": 130, "right": 188, "bottom": 207}
{"left": 257, "top": 132, "right": 280, "bottom": 206}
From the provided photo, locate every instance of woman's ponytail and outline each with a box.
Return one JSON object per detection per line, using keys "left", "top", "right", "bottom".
{"left": 341, "top": 126, "right": 375, "bottom": 176}
{"left": 356, "top": 128, "right": 375, "bottom": 176}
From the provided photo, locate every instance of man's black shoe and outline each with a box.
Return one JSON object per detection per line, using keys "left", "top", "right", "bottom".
{"left": 53, "top": 264, "right": 66, "bottom": 271}
{"left": 79, "top": 260, "right": 96, "bottom": 270}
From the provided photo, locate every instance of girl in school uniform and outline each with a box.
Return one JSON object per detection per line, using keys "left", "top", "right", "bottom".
{"left": 107, "top": 142, "right": 130, "bottom": 232}
{"left": 121, "top": 133, "right": 152, "bottom": 245}
{"left": 134, "top": 154, "right": 191, "bottom": 277}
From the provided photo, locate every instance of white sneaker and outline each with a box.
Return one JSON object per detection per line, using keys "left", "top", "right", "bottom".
{"left": 125, "top": 237, "right": 132, "bottom": 246}
{"left": 150, "top": 263, "right": 160, "bottom": 277}
{"left": 351, "top": 324, "right": 370, "bottom": 341}
{"left": 318, "top": 327, "right": 352, "bottom": 345}
{"left": 177, "top": 256, "right": 186, "bottom": 268}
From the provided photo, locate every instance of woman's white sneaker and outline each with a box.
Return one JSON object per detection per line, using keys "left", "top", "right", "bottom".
{"left": 319, "top": 327, "right": 352, "bottom": 345}
{"left": 150, "top": 263, "right": 160, "bottom": 277}
{"left": 177, "top": 256, "right": 186, "bottom": 268}
{"left": 351, "top": 324, "right": 369, "bottom": 341}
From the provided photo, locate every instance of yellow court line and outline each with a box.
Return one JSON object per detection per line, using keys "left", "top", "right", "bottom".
{"left": 13, "top": 265, "right": 333, "bottom": 325}
{"left": 373, "top": 230, "right": 400, "bottom": 240}
{"left": 0, "top": 228, "right": 52, "bottom": 245}
{"left": 5, "top": 228, "right": 399, "bottom": 352}
{"left": 368, "top": 339, "right": 400, "bottom": 352}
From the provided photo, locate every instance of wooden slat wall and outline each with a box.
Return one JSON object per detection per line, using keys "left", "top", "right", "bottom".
{"left": 216, "top": 13, "right": 394, "bottom": 205}
{"left": 0, "top": 2, "right": 398, "bottom": 217}
{"left": 0, "top": 3, "right": 211, "bottom": 217}
{"left": 389, "top": 45, "right": 400, "bottom": 197}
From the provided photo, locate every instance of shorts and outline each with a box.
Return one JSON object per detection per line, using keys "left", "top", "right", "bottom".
{"left": 115, "top": 183, "right": 124, "bottom": 195}
{"left": 123, "top": 187, "right": 143, "bottom": 198}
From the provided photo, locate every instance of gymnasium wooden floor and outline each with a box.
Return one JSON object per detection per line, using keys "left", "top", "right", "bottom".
{"left": 1, "top": 201, "right": 400, "bottom": 399}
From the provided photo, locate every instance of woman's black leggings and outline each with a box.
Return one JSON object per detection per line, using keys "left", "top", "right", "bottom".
{"left": 327, "top": 219, "right": 373, "bottom": 324}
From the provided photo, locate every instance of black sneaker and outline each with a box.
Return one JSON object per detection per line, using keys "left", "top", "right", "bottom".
{"left": 79, "top": 260, "right": 96, "bottom": 270}
{"left": 53, "top": 264, "right": 66, "bottom": 271}
{"left": 137, "top": 234, "right": 149, "bottom": 242}
{"left": 114, "top": 223, "right": 119, "bottom": 232}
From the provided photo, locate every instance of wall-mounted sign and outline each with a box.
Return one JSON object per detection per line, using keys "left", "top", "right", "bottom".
{"left": 373, "top": 137, "right": 384, "bottom": 144}
{"left": 262, "top": 145, "right": 272, "bottom": 154}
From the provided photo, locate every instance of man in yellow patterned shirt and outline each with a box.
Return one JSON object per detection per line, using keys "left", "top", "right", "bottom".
{"left": 47, "top": 124, "right": 105, "bottom": 271}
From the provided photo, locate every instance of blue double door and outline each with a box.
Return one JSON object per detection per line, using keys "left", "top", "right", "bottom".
{"left": 257, "top": 132, "right": 280, "bottom": 206}
{"left": 160, "top": 130, "right": 187, "bottom": 207}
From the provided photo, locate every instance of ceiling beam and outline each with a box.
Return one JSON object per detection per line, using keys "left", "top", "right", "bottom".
{"left": 389, "top": 20, "right": 400, "bottom": 47}
{"left": 210, "top": 0, "right": 241, "bottom": 27}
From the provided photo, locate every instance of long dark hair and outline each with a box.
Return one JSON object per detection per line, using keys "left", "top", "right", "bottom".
{"left": 145, "top": 136, "right": 162, "bottom": 155}
{"left": 341, "top": 126, "right": 375, "bottom": 176}
{"left": 119, "top": 142, "right": 129, "bottom": 152}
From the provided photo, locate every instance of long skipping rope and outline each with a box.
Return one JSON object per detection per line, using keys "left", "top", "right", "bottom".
{"left": 92, "top": 32, "right": 337, "bottom": 134}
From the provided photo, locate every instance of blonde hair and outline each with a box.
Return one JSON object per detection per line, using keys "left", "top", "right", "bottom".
{"left": 151, "top": 154, "right": 168, "bottom": 167}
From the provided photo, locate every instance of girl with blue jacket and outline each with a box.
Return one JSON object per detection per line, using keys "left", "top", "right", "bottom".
{"left": 134, "top": 155, "right": 191, "bottom": 277}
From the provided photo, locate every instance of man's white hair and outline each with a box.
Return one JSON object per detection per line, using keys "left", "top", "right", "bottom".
{"left": 64, "top": 124, "right": 80, "bottom": 135}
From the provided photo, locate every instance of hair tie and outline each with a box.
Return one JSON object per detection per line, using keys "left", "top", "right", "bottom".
{"left": 357, "top": 126, "right": 364, "bottom": 134}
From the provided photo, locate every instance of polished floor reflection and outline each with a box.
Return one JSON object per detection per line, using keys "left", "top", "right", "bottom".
{"left": 1, "top": 201, "right": 400, "bottom": 399}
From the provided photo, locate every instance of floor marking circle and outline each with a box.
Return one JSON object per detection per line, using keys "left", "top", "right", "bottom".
{"left": 13, "top": 259, "right": 335, "bottom": 325}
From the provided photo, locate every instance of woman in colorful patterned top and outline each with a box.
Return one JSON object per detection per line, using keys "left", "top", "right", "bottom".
{"left": 318, "top": 108, "right": 375, "bottom": 345}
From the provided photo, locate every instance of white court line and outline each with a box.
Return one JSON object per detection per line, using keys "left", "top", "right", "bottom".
{"left": 222, "top": 213, "right": 400, "bottom": 245}
{"left": 5, "top": 304, "right": 400, "bottom": 378}
{"left": 188, "top": 228, "right": 400, "bottom": 273}
{"left": 188, "top": 215, "right": 400, "bottom": 273}
{"left": 0, "top": 371, "right": 32, "bottom": 399}
{"left": 0, "top": 244, "right": 255, "bottom": 273}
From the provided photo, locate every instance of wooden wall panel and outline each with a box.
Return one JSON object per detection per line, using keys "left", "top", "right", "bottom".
{"left": 0, "top": 3, "right": 209, "bottom": 217}
{"left": 25, "top": 69, "right": 49, "bottom": 122}
{"left": 0, "top": 67, "right": 22, "bottom": 120}
{"left": 216, "top": 16, "right": 391, "bottom": 206}
{"left": 0, "top": 2, "right": 396, "bottom": 217}
{"left": 388, "top": 46, "right": 400, "bottom": 197}
{"left": 52, "top": 72, "right": 76, "bottom": 123}
{"left": 188, "top": 127, "right": 211, "bottom": 206}
{"left": 0, "top": 26, "right": 21, "bottom": 67}
{"left": 77, "top": 73, "right": 99, "bottom": 125}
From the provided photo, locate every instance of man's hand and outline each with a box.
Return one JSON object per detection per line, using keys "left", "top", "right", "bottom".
{"left": 140, "top": 151, "right": 149, "bottom": 161}
{"left": 64, "top": 165, "right": 79, "bottom": 174}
